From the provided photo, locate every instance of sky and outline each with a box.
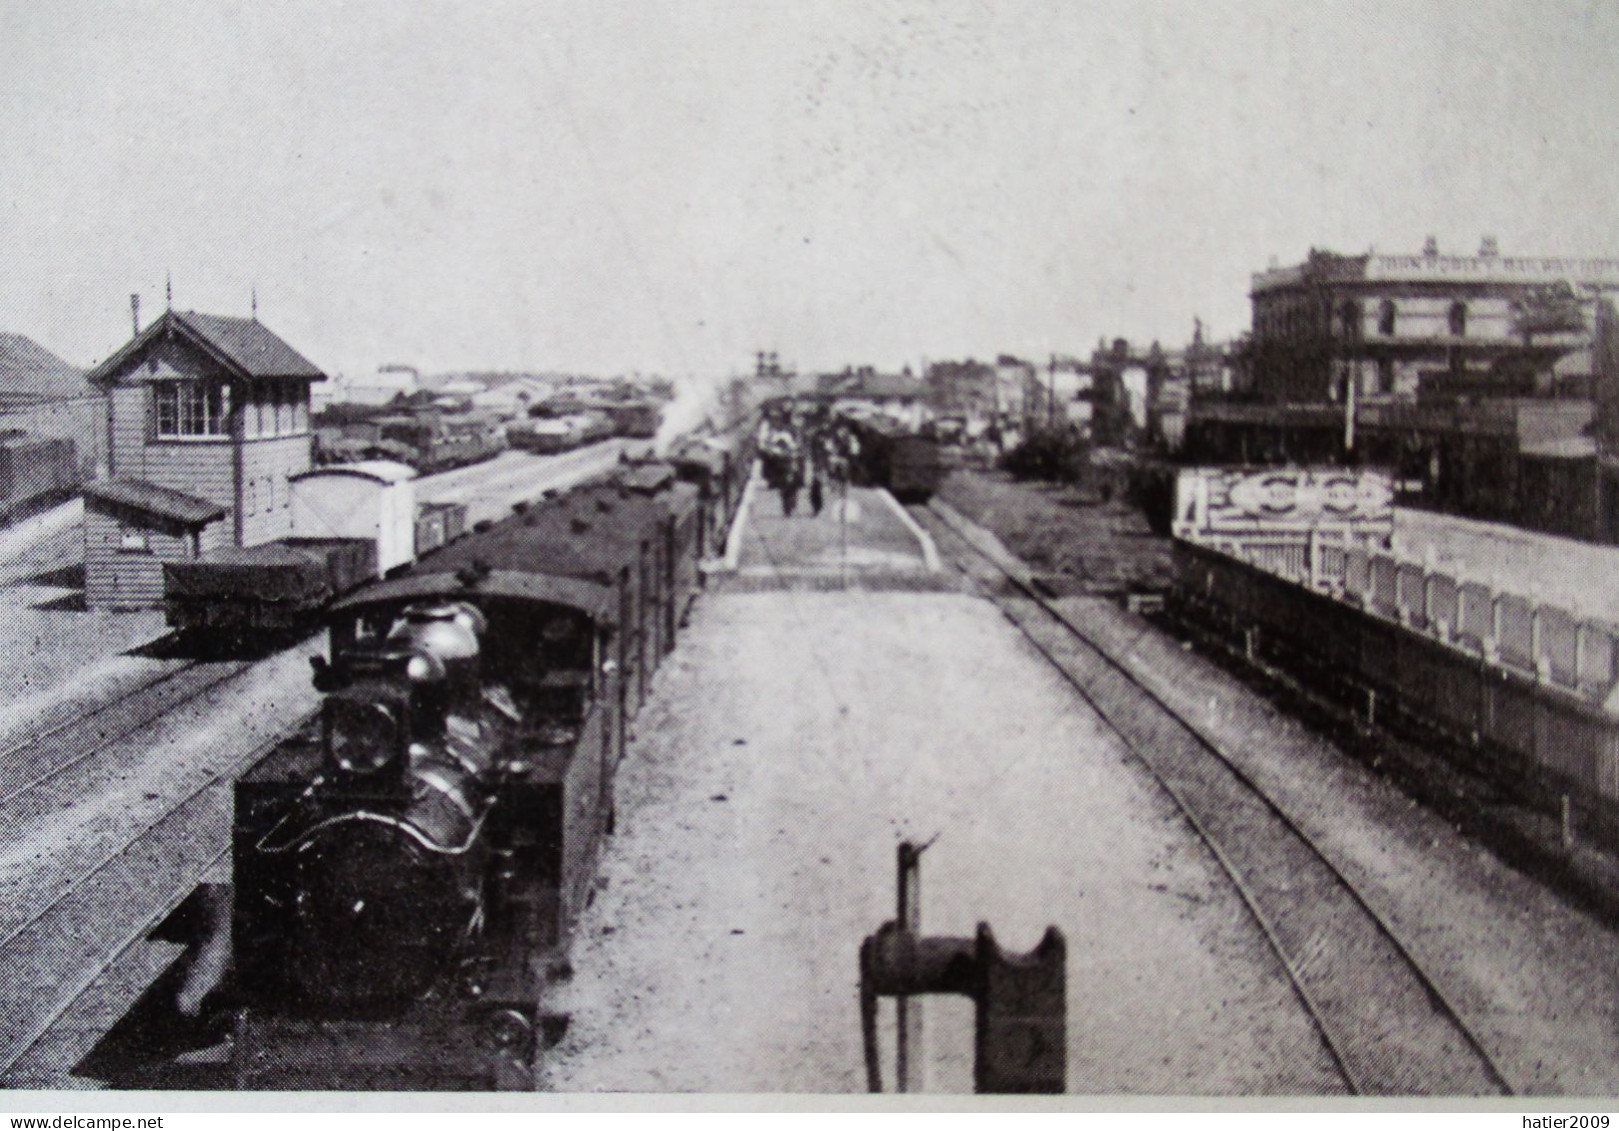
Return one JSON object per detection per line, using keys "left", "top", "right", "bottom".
{"left": 2, "top": 0, "right": 1617, "bottom": 382}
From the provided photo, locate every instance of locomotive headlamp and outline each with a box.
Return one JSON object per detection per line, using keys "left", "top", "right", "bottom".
{"left": 324, "top": 696, "right": 406, "bottom": 777}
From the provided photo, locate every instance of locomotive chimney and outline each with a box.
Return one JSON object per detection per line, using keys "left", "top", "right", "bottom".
{"left": 130, "top": 293, "right": 141, "bottom": 336}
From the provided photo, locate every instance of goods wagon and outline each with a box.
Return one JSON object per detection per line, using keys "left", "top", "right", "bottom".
{"left": 0, "top": 431, "right": 78, "bottom": 518}
{"left": 165, "top": 538, "right": 378, "bottom": 634}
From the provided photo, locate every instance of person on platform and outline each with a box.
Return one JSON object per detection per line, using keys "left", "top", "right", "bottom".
{"left": 809, "top": 470, "right": 824, "bottom": 517}
{"left": 780, "top": 460, "right": 802, "bottom": 516}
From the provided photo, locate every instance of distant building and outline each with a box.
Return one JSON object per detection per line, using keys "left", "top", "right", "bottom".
{"left": 81, "top": 309, "right": 325, "bottom": 608}
{"left": 1084, "top": 340, "right": 1154, "bottom": 445}
{"left": 817, "top": 366, "right": 928, "bottom": 430}
{"left": 337, "top": 364, "right": 421, "bottom": 406}
{"left": 1248, "top": 238, "right": 1619, "bottom": 405}
{"left": 753, "top": 351, "right": 805, "bottom": 404}
{"left": 469, "top": 376, "right": 555, "bottom": 417}
{"left": 926, "top": 358, "right": 997, "bottom": 422}
{"left": 0, "top": 332, "right": 108, "bottom": 477}
{"left": 992, "top": 356, "right": 1037, "bottom": 422}
{"left": 0, "top": 333, "right": 90, "bottom": 404}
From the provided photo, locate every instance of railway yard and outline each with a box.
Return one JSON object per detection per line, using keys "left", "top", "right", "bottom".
{"left": 0, "top": 440, "right": 628, "bottom": 1089}
{"left": 4, "top": 441, "right": 1619, "bottom": 1096}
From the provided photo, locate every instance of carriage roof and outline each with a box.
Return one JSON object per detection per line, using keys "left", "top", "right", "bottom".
{"left": 330, "top": 568, "right": 617, "bottom": 624}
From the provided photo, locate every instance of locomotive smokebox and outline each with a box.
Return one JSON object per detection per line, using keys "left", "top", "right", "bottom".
{"left": 279, "top": 758, "right": 489, "bottom": 1013}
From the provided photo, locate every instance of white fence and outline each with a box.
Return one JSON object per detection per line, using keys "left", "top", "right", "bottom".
{"left": 1192, "top": 527, "right": 1619, "bottom": 708}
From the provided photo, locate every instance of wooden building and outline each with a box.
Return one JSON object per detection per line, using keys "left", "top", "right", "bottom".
{"left": 82, "top": 310, "right": 326, "bottom": 609}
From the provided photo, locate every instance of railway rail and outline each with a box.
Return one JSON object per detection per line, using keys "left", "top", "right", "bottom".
{"left": 0, "top": 658, "right": 291, "bottom": 1084}
{"left": 914, "top": 501, "right": 1516, "bottom": 1097}
{"left": 0, "top": 659, "right": 254, "bottom": 816}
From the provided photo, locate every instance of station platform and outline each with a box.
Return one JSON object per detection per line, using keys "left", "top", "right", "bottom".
{"left": 724, "top": 474, "right": 949, "bottom": 592}
{"left": 537, "top": 477, "right": 1340, "bottom": 1094}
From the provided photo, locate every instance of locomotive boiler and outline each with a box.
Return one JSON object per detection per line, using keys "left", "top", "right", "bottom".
{"left": 239, "top": 601, "right": 498, "bottom": 1013}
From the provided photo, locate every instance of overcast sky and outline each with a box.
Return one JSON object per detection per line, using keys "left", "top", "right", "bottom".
{"left": 2, "top": 0, "right": 1617, "bottom": 380}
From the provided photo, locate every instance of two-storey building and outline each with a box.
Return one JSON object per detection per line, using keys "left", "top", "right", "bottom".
{"left": 1248, "top": 238, "right": 1619, "bottom": 405}
{"left": 81, "top": 309, "right": 325, "bottom": 608}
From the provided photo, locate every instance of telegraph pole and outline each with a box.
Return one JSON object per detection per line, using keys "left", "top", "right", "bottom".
{"left": 1047, "top": 354, "right": 1057, "bottom": 430}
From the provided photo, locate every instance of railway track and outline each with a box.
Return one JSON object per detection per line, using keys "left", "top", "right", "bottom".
{"left": 0, "top": 658, "right": 254, "bottom": 817}
{"left": 0, "top": 655, "right": 305, "bottom": 1085}
{"left": 914, "top": 501, "right": 1516, "bottom": 1097}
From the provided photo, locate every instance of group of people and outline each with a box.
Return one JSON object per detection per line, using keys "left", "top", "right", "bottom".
{"left": 757, "top": 414, "right": 863, "bottom": 518}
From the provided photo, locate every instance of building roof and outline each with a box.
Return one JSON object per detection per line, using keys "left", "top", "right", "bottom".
{"left": 81, "top": 478, "right": 227, "bottom": 527}
{"left": 818, "top": 370, "right": 925, "bottom": 400}
{"left": 1253, "top": 246, "right": 1619, "bottom": 295}
{"left": 0, "top": 333, "right": 88, "bottom": 399}
{"left": 87, "top": 309, "right": 326, "bottom": 386}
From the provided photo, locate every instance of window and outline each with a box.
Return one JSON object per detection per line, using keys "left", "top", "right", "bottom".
{"left": 1378, "top": 300, "right": 1397, "bottom": 336}
{"left": 1339, "top": 300, "right": 1361, "bottom": 338}
{"left": 1378, "top": 358, "right": 1395, "bottom": 394}
{"left": 153, "top": 381, "right": 228, "bottom": 438}
{"left": 120, "top": 528, "right": 149, "bottom": 552}
{"left": 253, "top": 380, "right": 310, "bottom": 437}
{"left": 1449, "top": 300, "right": 1467, "bottom": 337}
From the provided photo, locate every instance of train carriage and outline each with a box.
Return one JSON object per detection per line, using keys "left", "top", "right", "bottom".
{"left": 841, "top": 416, "right": 945, "bottom": 503}
{"left": 669, "top": 436, "right": 746, "bottom": 561}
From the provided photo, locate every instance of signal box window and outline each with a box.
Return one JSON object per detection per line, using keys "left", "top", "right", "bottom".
{"left": 154, "top": 381, "right": 229, "bottom": 438}
{"left": 1378, "top": 300, "right": 1397, "bottom": 336}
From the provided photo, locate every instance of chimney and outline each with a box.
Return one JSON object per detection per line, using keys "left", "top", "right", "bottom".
{"left": 1479, "top": 235, "right": 1499, "bottom": 258}
{"left": 129, "top": 294, "right": 141, "bottom": 336}
{"left": 1423, "top": 236, "right": 1439, "bottom": 257}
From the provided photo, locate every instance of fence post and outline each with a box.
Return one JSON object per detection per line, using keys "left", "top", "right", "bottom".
{"left": 1485, "top": 573, "right": 1502, "bottom": 665}
{"left": 1575, "top": 620, "right": 1589, "bottom": 691}
{"left": 1530, "top": 584, "right": 1546, "bottom": 684}
{"left": 1423, "top": 546, "right": 1438, "bottom": 635}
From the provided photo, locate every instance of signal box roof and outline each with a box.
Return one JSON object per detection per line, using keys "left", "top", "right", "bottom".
{"left": 87, "top": 310, "right": 326, "bottom": 385}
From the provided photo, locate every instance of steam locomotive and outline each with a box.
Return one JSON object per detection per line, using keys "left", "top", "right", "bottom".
{"left": 224, "top": 462, "right": 718, "bottom": 1089}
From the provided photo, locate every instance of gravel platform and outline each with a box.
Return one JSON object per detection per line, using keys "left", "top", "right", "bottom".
{"left": 538, "top": 481, "right": 1339, "bottom": 1094}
